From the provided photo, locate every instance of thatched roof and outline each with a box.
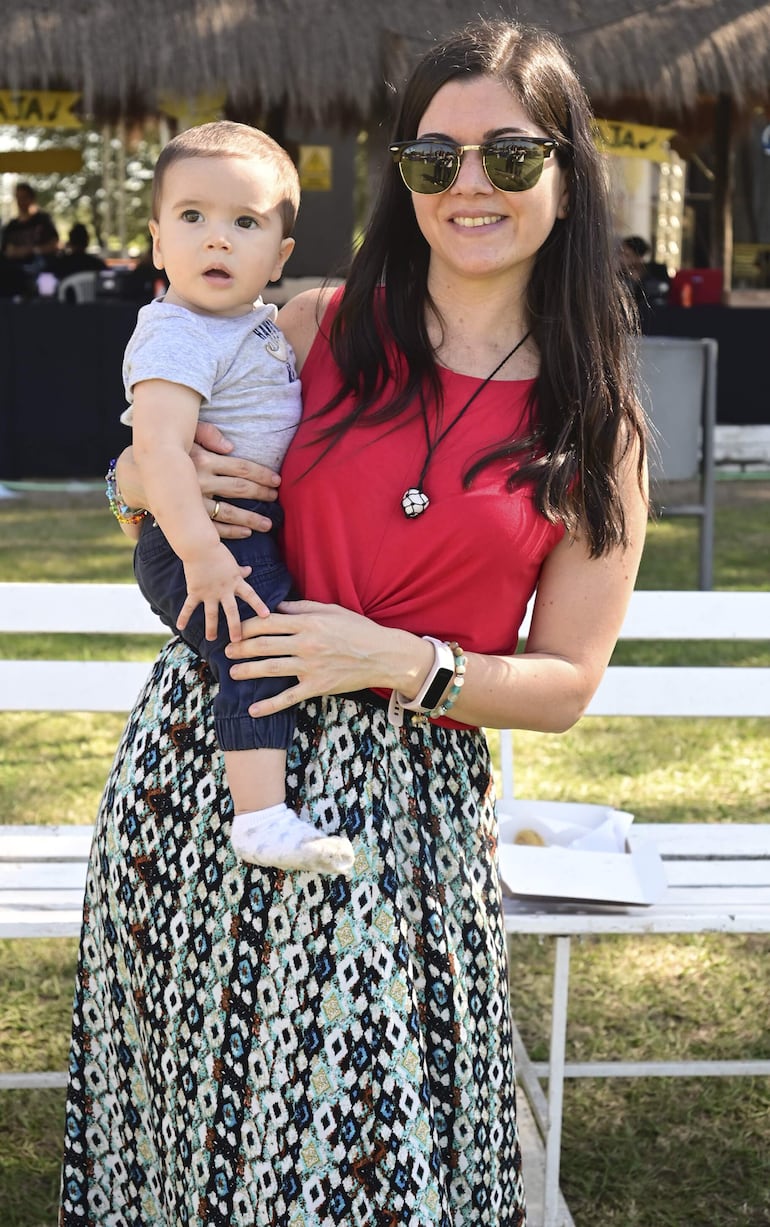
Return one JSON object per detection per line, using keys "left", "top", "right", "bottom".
{"left": 4, "top": 1, "right": 770, "bottom": 126}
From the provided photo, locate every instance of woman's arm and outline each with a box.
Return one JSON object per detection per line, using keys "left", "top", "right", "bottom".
{"left": 225, "top": 442, "right": 648, "bottom": 733}
{"left": 276, "top": 285, "right": 337, "bottom": 369}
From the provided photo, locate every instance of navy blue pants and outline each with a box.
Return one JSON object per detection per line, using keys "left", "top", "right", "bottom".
{"left": 133, "top": 499, "right": 296, "bottom": 752}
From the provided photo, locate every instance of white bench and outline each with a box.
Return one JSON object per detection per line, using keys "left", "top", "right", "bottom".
{"left": 0, "top": 583, "right": 167, "bottom": 1092}
{"left": 0, "top": 585, "right": 165, "bottom": 973}
{"left": 1, "top": 583, "right": 769, "bottom": 1227}
{"left": 0, "top": 587, "right": 164, "bottom": 933}
{"left": 0, "top": 581, "right": 165, "bottom": 714}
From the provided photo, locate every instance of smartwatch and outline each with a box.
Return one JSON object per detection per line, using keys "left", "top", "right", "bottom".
{"left": 387, "top": 637, "right": 456, "bottom": 727}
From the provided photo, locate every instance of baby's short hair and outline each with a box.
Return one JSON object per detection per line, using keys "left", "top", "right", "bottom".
{"left": 152, "top": 121, "right": 300, "bottom": 237}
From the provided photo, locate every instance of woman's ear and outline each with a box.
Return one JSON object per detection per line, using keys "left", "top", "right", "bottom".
{"left": 554, "top": 161, "right": 571, "bottom": 220}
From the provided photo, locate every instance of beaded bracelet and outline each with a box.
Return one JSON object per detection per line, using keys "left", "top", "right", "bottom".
{"left": 105, "top": 458, "right": 147, "bottom": 526}
{"left": 429, "top": 642, "right": 467, "bottom": 719}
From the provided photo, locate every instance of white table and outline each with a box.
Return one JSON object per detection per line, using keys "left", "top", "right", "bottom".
{"left": 502, "top": 822, "right": 770, "bottom": 1227}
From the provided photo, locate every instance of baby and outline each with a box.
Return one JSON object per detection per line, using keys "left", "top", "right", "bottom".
{"left": 121, "top": 121, "right": 353, "bottom": 877}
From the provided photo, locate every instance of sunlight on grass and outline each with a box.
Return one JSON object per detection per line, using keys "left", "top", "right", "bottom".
{"left": 637, "top": 493, "right": 770, "bottom": 592}
{"left": 508, "top": 932, "right": 770, "bottom": 1064}
{"left": 0, "top": 940, "right": 79, "bottom": 1073}
{"left": 0, "top": 632, "right": 166, "bottom": 663}
{"left": 0, "top": 502, "right": 136, "bottom": 584}
{"left": 0, "top": 712, "right": 127, "bottom": 825}
{"left": 490, "top": 717, "right": 770, "bottom": 823}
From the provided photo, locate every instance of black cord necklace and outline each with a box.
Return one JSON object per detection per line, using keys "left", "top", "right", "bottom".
{"left": 401, "top": 330, "right": 531, "bottom": 518}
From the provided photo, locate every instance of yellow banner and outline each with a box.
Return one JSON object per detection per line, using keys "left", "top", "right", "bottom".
{"left": 0, "top": 149, "right": 83, "bottom": 173}
{"left": 158, "top": 92, "right": 226, "bottom": 126}
{"left": 593, "top": 119, "right": 676, "bottom": 163}
{"left": 0, "top": 90, "right": 82, "bottom": 128}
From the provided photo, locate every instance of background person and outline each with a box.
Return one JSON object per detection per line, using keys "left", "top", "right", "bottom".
{"left": 61, "top": 18, "right": 648, "bottom": 1225}
{"left": 619, "top": 233, "right": 670, "bottom": 313}
{"left": 0, "top": 182, "right": 59, "bottom": 269}
{"left": 120, "top": 243, "right": 169, "bottom": 302}
{"left": 54, "top": 223, "right": 107, "bottom": 279}
{"left": 0, "top": 252, "right": 31, "bottom": 299}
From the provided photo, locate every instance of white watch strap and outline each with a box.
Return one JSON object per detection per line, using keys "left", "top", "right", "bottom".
{"left": 387, "top": 637, "right": 455, "bottom": 727}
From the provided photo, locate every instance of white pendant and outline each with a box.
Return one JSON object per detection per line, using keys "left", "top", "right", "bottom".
{"left": 402, "top": 488, "right": 430, "bottom": 518}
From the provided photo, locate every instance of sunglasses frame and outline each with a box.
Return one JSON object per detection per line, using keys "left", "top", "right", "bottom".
{"left": 389, "top": 136, "right": 558, "bottom": 195}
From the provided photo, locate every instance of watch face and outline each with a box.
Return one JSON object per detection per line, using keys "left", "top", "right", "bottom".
{"left": 422, "top": 666, "right": 455, "bottom": 711}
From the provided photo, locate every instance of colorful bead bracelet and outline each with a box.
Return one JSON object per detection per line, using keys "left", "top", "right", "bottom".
{"left": 105, "top": 458, "right": 147, "bottom": 526}
{"left": 429, "top": 642, "right": 467, "bottom": 719}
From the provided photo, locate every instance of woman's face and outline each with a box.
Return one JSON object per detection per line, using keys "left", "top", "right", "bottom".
{"left": 409, "top": 75, "right": 568, "bottom": 291}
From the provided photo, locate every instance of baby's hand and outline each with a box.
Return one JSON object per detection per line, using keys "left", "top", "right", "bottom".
{"left": 178, "top": 542, "right": 270, "bottom": 641}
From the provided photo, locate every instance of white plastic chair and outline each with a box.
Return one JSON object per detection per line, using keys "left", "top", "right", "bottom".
{"left": 57, "top": 272, "right": 98, "bottom": 304}
{"left": 636, "top": 336, "right": 718, "bottom": 590}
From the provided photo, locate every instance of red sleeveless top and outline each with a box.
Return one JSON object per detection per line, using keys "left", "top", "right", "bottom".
{"left": 280, "top": 297, "right": 564, "bottom": 724}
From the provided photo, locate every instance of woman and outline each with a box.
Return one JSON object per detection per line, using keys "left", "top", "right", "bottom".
{"left": 61, "top": 19, "right": 647, "bottom": 1227}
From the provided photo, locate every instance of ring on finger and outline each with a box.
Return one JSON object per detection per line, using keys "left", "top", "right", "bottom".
{"left": 210, "top": 501, "right": 221, "bottom": 522}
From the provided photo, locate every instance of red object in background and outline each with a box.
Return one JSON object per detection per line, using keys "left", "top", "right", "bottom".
{"left": 670, "top": 268, "right": 723, "bottom": 306}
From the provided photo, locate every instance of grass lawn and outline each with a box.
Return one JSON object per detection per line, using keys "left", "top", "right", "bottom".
{"left": 0, "top": 480, "right": 769, "bottom": 1226}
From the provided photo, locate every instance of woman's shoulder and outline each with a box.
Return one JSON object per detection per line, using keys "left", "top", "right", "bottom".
{"left": 277, "top": 284, "right": 343, "bottom": 371}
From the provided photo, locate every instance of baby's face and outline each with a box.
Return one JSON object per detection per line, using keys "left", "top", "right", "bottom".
{"left": 149, "top": 154, "right": 294, "bottom": 317}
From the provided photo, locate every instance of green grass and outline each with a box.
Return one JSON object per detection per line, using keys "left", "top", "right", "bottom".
{"left": 0, "top": 497, "right": 136, "bottom": 583}
{"left": 0, "top": 1088, "right": 68, "bottom": 1227}
{"left": 0, "top": 712, "right": 127, "bottom": 826}
{"left": 1, "top": 483, "right": 769, "bottom": 1226}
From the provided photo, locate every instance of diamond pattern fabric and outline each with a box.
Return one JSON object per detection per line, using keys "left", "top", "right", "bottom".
{"left": 60, "top": 640, "right": 526, "bottom": 1226}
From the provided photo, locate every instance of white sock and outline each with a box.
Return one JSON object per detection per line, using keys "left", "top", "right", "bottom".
{"left": 230, "top": 802, "right": 355, "bottom": 876}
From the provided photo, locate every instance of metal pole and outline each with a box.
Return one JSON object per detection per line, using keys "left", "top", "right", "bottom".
{"left": 543, "top": 935, "right": 571, "bottom": 1227}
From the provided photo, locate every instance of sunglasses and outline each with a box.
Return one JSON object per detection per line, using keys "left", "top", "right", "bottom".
{"left": 389, "top": 136, "right": 558, "bottom": 195}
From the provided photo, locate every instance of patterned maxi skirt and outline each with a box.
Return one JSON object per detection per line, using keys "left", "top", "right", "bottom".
{"left": 60, "top": 640, "right": 526, "bottom": 1226}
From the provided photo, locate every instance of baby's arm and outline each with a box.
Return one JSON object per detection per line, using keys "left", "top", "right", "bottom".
{"left": 131, "top": 378, "right": 269, "bottom": 640}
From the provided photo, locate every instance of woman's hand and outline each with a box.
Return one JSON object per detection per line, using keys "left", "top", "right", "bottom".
{"left": 224, "top": 600, "right": 433, "bottom": 717}
{"left": 189, "top": 421, "right": 281, "bottom": 537}
{"left": 116, "top": 422, "right": 281, "bottom": 540}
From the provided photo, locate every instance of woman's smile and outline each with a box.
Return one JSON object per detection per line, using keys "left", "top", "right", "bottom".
{"left": 450, "top": 213, "right": 505, "bottom": 228}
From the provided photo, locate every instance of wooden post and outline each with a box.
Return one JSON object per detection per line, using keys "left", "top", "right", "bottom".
{"left": 712, "top": 93, "right": 734, "bottom": 292}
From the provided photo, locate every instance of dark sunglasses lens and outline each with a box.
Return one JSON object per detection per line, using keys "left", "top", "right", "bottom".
{"left": 398, "top": 143, "right": 458, "bottom": 194}
{"left": 484, "top": 142, "right": 547, "bottom": 192}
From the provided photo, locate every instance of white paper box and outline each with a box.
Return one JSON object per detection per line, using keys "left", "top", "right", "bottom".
{"left": 496, "top": 799, "right": 667, "bottom": 906}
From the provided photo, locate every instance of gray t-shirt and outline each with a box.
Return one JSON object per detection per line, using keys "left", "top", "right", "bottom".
{"left": 121, "top": 298, "right": 302, "bottom": 472}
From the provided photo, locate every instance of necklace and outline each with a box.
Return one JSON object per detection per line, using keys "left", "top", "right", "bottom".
{"left": 401, "top": 331, "right": 531, "bottom": 518}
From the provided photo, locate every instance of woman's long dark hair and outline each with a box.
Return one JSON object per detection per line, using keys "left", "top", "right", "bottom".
{"left": 314, "top": 20, "right": 646, "bottom": 556}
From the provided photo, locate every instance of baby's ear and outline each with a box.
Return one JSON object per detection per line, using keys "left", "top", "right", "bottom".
{"left": 270, "top": 236, "right": 295, "bottom": 282}
{"left": 148, "top": 219, "right": 164, "bottom": 269}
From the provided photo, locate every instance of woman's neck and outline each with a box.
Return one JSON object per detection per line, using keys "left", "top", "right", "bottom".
{"left": 425, "top": 275, "right": 536, "bottom": 379}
